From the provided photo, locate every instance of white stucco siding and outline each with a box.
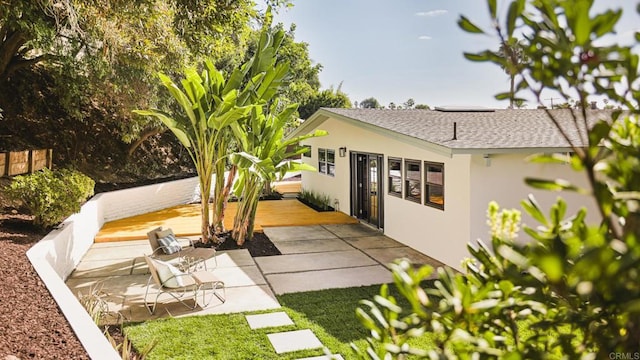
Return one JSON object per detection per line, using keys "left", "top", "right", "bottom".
{"left": 300, "top": 117, "right": 472, "bottom": 270}
{"left": 469, "top": 153, "right": 600, "bottom": 246}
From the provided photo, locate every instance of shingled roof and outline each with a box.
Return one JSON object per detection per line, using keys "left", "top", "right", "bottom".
{"left": 290, "top": 108, "right": 615, "bottom": 156}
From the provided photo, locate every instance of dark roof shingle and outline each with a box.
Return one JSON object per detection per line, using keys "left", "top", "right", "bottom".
{"left": 322, "top": 108, "right": 612, "bottom": 151}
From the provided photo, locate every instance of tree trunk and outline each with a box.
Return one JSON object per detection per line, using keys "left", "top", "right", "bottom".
{"left": 232, "top": 173, "right": 261, "bottom": 245}
{"left": 212, "top": 164, "right": 236, "bottom": 234}
{"left": 509, "top": 75, "right": 515, "bottom": 109}
{"left": 198, "top": 158, "right": 213, "bottom": 243}
{"left": 127, "top": 127, "right": 166, "bottom": 157}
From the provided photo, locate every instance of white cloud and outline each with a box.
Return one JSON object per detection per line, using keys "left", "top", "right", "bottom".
{"left": 418, "top": 35, "right": 432, "bottom": 40}
{"left": 415, "top": 9, "right": 448, "bottom": 17}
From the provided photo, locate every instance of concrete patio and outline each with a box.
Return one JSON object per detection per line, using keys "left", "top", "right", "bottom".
{"left": 65, "top": 223, "right": 445, "bottom": 323}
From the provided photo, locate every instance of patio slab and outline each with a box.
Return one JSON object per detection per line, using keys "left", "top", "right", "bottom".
{"left": 343, "top": 235, "right": 403, "bottom": 250}
{"left": 322, "top": 224, "right": 381, "bottom": 238}
{"left": 212, "top": 265, "right": 267, "bottom": 288}
{"left": 125, "top": 284, "right": 281, "bottom": 321}
{"left": 69, "top": 258, "right": 136, "bottom": 278}
{"left": 81, "top": 243, "right": 150, "bottom": 261}
{"left": 255, "top": 250, "right": 377, "bottom": 275}
{"left": 266, "top": 265, "right": 392, "bottom": 295}
{"left": 212, "top": 249, "right": 256, "bottom": 268}
{"left": 275, "top": 238, "right": 353, "bottom": 255}
{"left": 267, "top": 329, "right": 323, "bottom": 354}
{"left": 263, "top": 225, "right": 338, "bottom": 242}
{"left": 363, "top": 247, "right": 445, "bottom": 270}
{"left": 245, "top": 312, "right": 294, "bottom": 329}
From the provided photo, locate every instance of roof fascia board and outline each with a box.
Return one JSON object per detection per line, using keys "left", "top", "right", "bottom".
{"left": 451, "top": 147, "right": 576, "bottom": 155}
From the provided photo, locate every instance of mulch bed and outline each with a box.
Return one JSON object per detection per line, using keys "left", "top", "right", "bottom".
{"left": 0, "top": 211, "right": 90, "bottom": 360}
{"left": 196, "top": 231, "right": 282, "bottom": 257}
{"left": 0, "top": 205, "right": 281, "bottom": 359}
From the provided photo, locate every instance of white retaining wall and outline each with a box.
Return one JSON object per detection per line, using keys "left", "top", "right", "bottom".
{"left": 26, "top": 176, "right": 201, "bottom": 360}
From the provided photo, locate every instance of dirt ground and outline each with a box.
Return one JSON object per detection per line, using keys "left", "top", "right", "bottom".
{"left": 0, "top": 211, "right": 90, "bottom": 359}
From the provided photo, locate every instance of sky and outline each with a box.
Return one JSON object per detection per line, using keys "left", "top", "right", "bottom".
{"left": 272, "top": 0, "right": 639, "bottom": 109}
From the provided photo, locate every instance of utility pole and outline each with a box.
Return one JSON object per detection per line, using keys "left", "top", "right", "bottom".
{"left": 545, "top": 97, "right": 560, "bottom": 109}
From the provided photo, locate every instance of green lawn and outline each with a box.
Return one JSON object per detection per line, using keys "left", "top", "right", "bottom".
{"left": 124, "top": 282, "right": 437, "bottom": 359}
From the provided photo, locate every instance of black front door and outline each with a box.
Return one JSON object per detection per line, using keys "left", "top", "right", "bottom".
{"left": 350, "top": 152, "right": 384, "bottom": 229}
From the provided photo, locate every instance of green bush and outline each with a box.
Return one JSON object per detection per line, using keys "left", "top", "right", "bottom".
{"left": 7, "top": 168, "right": 95, "bottom": 229}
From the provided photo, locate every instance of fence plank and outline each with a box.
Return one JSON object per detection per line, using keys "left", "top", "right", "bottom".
{"left": 1, "top": 149, "right": 53, "bottom": 177}
{"left": 8, "top": 151, "right": 29, "bottom": 176}
{"left": 0, "top": 153, "right": 6, "bottom": 177}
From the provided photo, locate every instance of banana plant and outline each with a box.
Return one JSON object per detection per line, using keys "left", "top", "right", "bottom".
{"left": 134, "top": 60, "right": 251, "bottom": 243}
{"left": 134, "top": 10, "right": 289, "bottom": 242}
{"left": 230, "top": 102, "right": 326, "bottom": 245}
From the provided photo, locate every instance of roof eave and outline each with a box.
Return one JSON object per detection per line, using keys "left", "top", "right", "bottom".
{"left": 450, "top": 147, "right": 578, "bottom": 155}
{"left": 287, "top": 108, "right": 454, "bottom": 157}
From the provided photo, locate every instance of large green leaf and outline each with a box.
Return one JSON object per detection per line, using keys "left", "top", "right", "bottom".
{"left": 458, "top": 15, "right": 485, "bottom": 34}
{"left": 133, "top": 109, "right": 192, "bottom": 148}
{"left": 525, "top": 177, "right": 590, "bottom": 194}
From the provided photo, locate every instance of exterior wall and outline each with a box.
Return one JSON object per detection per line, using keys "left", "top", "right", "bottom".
{"left": 302, "top": 118, "right": 472, "bottom": 270}
{"left": 101, "top": 177, "right": 199, "bottom": 222}
{"left": 469, "top": 154, "right": 600, "bottom": 245}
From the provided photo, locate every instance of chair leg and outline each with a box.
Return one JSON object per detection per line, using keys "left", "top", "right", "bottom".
{"left": 199, "top": 281, "right": 226, "bottom": 307}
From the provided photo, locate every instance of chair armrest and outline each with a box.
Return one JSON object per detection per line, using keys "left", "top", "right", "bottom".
{"left": 175, "top": 236, "right": 196, "bottom": 248}
{"left": 160, "top": 273, "right": 194, "bottom": 287}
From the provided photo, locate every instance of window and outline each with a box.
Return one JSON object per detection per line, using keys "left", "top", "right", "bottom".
{"left": 318, "top": 148, "right": 335, "bottom": 176}
{"left": 388, "top": 157, "right": 402, "bottom": 197}
{"left": 303, "top": 145, "right": 312, "bottom": 158}
{"left": 425, "top": 162, "right": 444, "bottom": 209}
{"left": 404, "top": 159, "right": 421, "bottom": 203}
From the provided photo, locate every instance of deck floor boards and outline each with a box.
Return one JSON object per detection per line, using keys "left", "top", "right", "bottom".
{"left": 95, "top": 199, "right": 357, "bottom": 242}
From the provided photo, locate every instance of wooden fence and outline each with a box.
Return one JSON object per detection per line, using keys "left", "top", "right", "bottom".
{"left": 0, "top": 149, "right": 53, "bottom": 177}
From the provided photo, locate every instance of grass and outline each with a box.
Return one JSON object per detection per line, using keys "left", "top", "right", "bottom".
{"left": 124, "top": 282, "right": 437, "bottom": 359}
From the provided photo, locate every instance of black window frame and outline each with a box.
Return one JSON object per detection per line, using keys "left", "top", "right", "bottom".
{"left": 424, "top": 161, "right": 444, "bottom": 210}
{"left": 404, "top": 159, "right": 421, "bottom": 203}
{"left": 303, "top": 145, "right": 312, "bottom": 158}
{"left": 388, "top": 157, "right": 402, "bottom": 197}
{"left": 318, "top": 148, "right": 335, "bottom": 176}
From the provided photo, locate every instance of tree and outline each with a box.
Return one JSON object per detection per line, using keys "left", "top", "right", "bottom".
{"left": 388, "top": 102, "right": 397, "bottom": 109}
{"left": 227, "top": 22, "right": 326, "bottom": 244}
{"left": 354, "top": 0, "right": 640, "bottom": 357}
{"left": 403, "top": 98, "right": 415, "bottom": 109}
{"left": 0, "top": 0, "right": 290, "bottom": 182}
{"left": 497, "top": 38, "right": 528, "bottom": 108}
{"left": 133, "top": 16, "right": 290, "bottom": 243}
{"left": 415, "top": 104, "right": 430, "bottom": 110}
{"left": 298, "top": 87, "right": 352, "bottom": 119}
{"left": 359, "top": 97, "right": 381, "bottom": 109}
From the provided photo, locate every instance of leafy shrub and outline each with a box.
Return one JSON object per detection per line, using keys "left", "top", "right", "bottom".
{"left": 7, "top": 168, "right": 95, "bottom": 228}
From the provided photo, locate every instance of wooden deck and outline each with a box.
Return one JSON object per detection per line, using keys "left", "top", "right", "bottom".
{"left": 95, "top": 199, "right": 358, "bottom": 242}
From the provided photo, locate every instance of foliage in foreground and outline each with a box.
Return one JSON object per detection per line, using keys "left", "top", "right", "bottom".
{"left": 6, "top": 168, "right": 94, "bottom": 228}
{"left": 353, "top": 0, "right": 640, "bottom": 358}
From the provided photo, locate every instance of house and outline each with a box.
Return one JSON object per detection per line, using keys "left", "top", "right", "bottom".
{"left": 287, "top": 107, "right": 607, "bottom": 270}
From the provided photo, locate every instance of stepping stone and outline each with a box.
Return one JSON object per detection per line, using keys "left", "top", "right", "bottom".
{"left": 267, "top": 329, "right": 323, "bottom": 354}
{"left": 245, "top": 312, "right": 294, "bottom": 329}
{"left": 276, "top": 238, "right": 353, "bottom": 255}
{"left": 296, "top": 355, "right": 344, "bottom": 360}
